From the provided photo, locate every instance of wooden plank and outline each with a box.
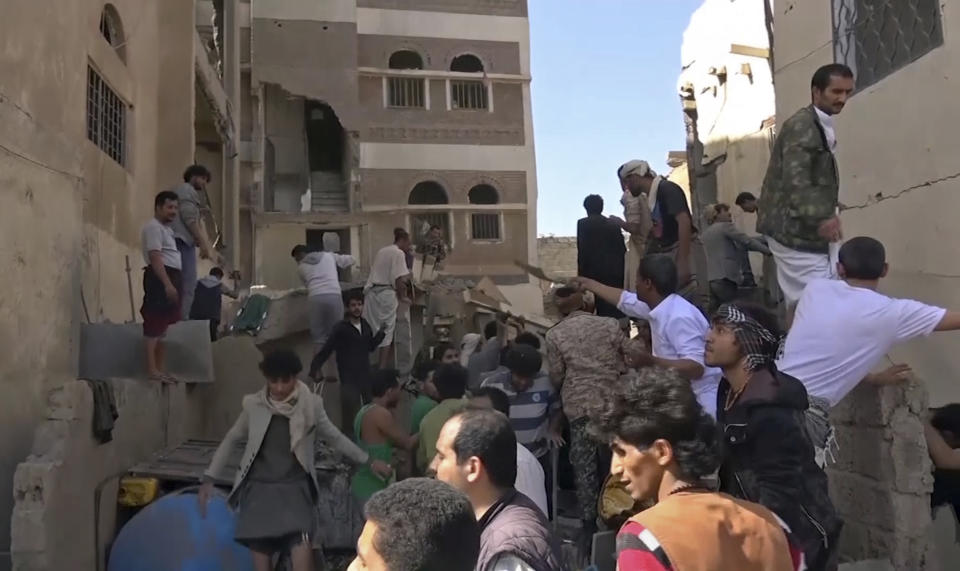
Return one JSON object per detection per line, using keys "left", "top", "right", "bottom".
{"left": 729, "top": 43, "right": 770, "bottom": 59}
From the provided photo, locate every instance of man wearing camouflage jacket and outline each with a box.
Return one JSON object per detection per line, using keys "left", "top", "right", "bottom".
{"left": 758, "top": 63, "right": 855, "bottom": 316}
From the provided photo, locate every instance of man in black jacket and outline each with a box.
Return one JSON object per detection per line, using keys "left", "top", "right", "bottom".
{"left": 706, "top": 302, "right": 841, "bottom": 570}
{"left": 432, "top": 409, "right": 567, "bottom": 571}
{"left": 310, "top": 288, "right": 385, "bottom": 437}
{"left": 576, "top": 194, "right": 625, "bottom": 319}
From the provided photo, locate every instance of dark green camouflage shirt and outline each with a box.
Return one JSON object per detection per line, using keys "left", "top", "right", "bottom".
{"left": 757, "top": 105, "right": 839, "bottom": 253}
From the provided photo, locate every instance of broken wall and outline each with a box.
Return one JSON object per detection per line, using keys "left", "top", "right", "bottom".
{"left": 828, "top": 382, "right": 938, "bottom": 569}
{"left": 11, "top": 379, "right": 202, "bottom": 571}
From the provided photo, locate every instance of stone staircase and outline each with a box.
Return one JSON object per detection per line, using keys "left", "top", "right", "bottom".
{"left": 310, "top": 171, "right": 348, "bottom": 212}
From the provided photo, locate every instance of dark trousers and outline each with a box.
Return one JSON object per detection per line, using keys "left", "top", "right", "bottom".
{"left": 537, "top": 451, "right": 555, "bottom": 519}
{"left": 569, "top": 417, "right": 611, "bottom": 523}
{"left": 208, "top": 319, "right": 220, "bottom": 342}
{"left": 340, "top": 382, "right": 366, "bottom": 440}
{"left": 738, "top": 246, "right": 756, "bottom": 285}
{"left": 709, "top": 278, "right": 739, "bottom": 314}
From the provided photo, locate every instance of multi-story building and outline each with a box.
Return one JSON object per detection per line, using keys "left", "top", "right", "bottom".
{"left": 2, "top": 1, "right": 243, "bottom": 566}
{"left": 231, "top": 0, "right": 542, "bottom": 312}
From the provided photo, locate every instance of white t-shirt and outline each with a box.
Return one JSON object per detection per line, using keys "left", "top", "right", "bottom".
{"left": 515, "top": 443, "right": 548, "bottom": 517}
{"left": 366, "top": 244, "right": 410, "bottom": 288}
{"left": 298, "top": 251, "right": 354, "bottom": 297}
{"left": 618, "top": 292, "right": 723, "bottom": 418}
{"left": 777, "top": 278, "right": 946, "bottom": 407}
{"left": 141, "top": 218, "right": 182, "bottom": 269}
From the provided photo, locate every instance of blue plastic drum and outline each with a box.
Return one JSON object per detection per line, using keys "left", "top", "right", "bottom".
{"left": 109, "top": 491, "right": 254, "bottom": 571}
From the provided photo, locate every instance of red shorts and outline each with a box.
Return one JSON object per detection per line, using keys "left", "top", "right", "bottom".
{"left": 141, "top": 267, "right": 182, "bottom": 338}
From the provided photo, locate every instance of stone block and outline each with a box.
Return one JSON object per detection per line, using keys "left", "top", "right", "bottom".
{"left": 832, "top": 384, "right": 899, "bottom": 428}
{"left": 838, "top": 561, "right": 895, "bottom": 571}
{"left": 831, "top": 424, "right": 892, "bottom": 480}
{"left": 12, "top": 462, "right": 57, "bottom": 510}
{"left": 828, "top": 471, "right": 896, "bottom": 531}
{"left": 892, "top": 535, "right": 939, "bottom": 571}
{"left": 45, "top": 381, "right": 89, "bottom": 421}
{"left": 838, "top": 520, "right": 895, "bottom": 562}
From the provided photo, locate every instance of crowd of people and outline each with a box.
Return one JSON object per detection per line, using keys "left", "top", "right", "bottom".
{"left": 135, "top": 62, "right": 960, "bottom": 571}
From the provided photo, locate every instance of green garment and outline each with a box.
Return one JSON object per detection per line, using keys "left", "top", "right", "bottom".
{"left": 409, "top": 395, "right": 438, "bottom": 434}
{"left": 350, "top": 404, "right": 394, "bottom": 502}
{"left": 758, "top": 105, "right": 839, "bottom": 253}
{"left": 416, "top": 398, "right": 467, "bottom": 473}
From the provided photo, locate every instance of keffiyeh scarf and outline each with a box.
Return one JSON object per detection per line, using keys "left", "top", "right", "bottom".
{"left": 715, "top": 305, "right": 781, "bottom": 372}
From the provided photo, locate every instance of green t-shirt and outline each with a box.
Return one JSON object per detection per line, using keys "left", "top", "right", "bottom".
{"left": 409, "top": 395, "right": 438, "bottom": 434}
{"left": 416, "top": 398, "right": 467, "bottom": 473}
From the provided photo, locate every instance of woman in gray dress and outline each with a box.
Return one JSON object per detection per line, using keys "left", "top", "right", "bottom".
{"left": 198, "top": 349, "right": 392, "bottom": 571}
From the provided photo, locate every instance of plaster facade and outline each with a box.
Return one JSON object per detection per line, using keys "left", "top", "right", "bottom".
{"left": 243, "top": 0, "right": 541, "bottom": 313}
{"left": 773, "top": 0, "right": 959, "bottom": 567}
{"left": 2, "top": 1, "right": 241, "bottom": 566}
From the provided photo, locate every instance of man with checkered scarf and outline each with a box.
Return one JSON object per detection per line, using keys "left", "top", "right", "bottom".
{"left": 706, "top": 302, "right": 842, "bottom": 571}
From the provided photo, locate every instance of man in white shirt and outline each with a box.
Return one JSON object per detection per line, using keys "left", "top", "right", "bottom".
{"left": 779, "top": 237, "right": 960, "bottom": 466}
{"left": 757, "top": 64, "right": 855, "bottom": 321}
{"left": 291, "top": 243, "right": 356, "bottom": 359}
{"left": 364, "top": 228, "right": 412, "bottom": 368}
{"left": 573, "top": 255, "right": 723, "bottom": 418}
{"left": 141, "top": 191, "right": 183, "bottom": 383}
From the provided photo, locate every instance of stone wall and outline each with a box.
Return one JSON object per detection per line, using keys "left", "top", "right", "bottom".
{"left": 537, "top": 236, "right": 577, "bottom": 319}
{"left": 828, "top": 381, "right": 939, "bottom": 570}
{"left": 11, "top": 379, "right": 202, "bottom": 571}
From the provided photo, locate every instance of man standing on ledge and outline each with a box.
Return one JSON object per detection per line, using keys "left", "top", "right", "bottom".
{"left": 170, "top": 164, "right": 220, "bottom": 320}
{"left": 364, "top": 228, "right": 412, "bottom": 368}
{"left": 576, "top": 194, "right": 626, "bottom": 319}
{"left": 613, "top": 160, "right": 705, "bottom": 310}
{"left": 141, "top": 191, "right": 183, "bottom": 382}
{"left": 758, "top": 64, "right": 854, "bottom": 321}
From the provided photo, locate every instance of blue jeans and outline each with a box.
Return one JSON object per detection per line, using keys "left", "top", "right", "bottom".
{"left": 176, "top": 239, "right": 197, "bottom": 320}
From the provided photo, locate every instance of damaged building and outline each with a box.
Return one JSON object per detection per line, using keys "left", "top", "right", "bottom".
{"left": 235, "top": 0, "right": 543, "bottom": 314}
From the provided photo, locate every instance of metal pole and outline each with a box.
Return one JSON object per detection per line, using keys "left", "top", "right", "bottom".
{"left": 125, "top": 255, "right": 136, "bottom": 323}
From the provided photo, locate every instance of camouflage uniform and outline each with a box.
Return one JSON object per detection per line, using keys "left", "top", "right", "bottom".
{"left": 545, "top": 311, "right": 627, "bottom": 522}
{"left": 757, "top": 106, "right": 839, "bottom": 254}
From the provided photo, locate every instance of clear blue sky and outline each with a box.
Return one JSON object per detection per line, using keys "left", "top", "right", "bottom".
{"left": 529, "top": 0, "right": 702, "bottom": 236}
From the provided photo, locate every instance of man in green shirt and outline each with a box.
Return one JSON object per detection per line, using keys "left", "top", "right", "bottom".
{"left": 409, "top": 342, "right": 461, "bottom": 433}
{"left": 416, "top": 363, "right": 468, "bottom": 473}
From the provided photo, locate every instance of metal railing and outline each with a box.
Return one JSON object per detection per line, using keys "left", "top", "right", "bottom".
{"left": 451, "top": 80, "right": 488, "bottom": 110}
{"left": 471, "top": 213, "right": 500, "bottom": 241}
{"left": 387, "top": 77, "right": 426, "bottom": 108}
{"left": 833, "top": 0, "right": 943, "bottom": 90}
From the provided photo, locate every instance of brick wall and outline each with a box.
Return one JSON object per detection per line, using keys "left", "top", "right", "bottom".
{"left": 828, "top": 381, "right": 939, "bottom": 570}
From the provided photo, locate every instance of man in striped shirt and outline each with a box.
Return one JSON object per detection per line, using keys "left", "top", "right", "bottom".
{"left": 482, "top": 344, "right": 564, "bottom": 458}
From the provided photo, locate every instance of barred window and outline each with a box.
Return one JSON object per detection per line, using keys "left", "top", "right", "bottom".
{"left": 387, "top": 49, "right": 426, "bottom": 109}
{"left": 471, "top": 213, "right": 500, "bottom": 241}
{"left": 86, "top": 66, "right": 127, "bottom": 166}
{"left": 387, "top": 77, "right": 426, "bottom": 108}
{"left": 833, "top": 0, "right": 943, "bottom": 90}
{"left": 451, "top": 80, "right": 488, "bottom": 110}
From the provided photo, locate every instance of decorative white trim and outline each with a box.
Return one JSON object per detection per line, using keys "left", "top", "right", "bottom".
{"left": 360, "top": 143, "right": 534, "bottom": 171}
{"left": 358, "top": 66, "right": 529, "bottom": 83}
{"left": 363, "top": 203, "right": 525, "bottom": 212}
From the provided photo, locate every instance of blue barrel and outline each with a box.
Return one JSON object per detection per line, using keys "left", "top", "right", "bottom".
{"left": 109, "top": 492, "right": 254, "bottom": 571}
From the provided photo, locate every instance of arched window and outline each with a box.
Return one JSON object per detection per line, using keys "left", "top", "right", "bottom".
{"left": 408, "top": 181, "right": 448, "bottom": 204}
{"left": 450, "top": 54, "right": 488, "bottom": 110}
{"left": 387, "top": 50, "right": 426, "bottom": 108}
{"left": 450, "top": 54, "right": 484, "bottom": 73}
{"left": 99, "top": 4, "right": 126, "bottom": 62}
{"left": 389, "top": 50, "right": 424, "bottom": 70}
{"left": 468, "top": 184, "right": 499, "bottom": 205}
{"left": 408, "top": 181, "right": 450, "bottom": 242}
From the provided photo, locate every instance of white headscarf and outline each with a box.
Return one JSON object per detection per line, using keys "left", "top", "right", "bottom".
{"left": 459, "top": 333, "right": 483, "bottom": 367}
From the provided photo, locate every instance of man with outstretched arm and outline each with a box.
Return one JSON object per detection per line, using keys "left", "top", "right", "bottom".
{"left": 572, "top": 254, "right": 722, "bottom": 418}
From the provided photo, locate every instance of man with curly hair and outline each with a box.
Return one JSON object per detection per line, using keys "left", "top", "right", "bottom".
{"left": 592, "top": 366, "right": 805, "bottom": 570}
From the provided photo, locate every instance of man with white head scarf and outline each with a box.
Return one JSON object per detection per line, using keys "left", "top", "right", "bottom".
{"left": 613, "top": 162, "right": 653, "bottom": 292}
{"left": 613, "top": 159, "right": 708, "bottom": 311}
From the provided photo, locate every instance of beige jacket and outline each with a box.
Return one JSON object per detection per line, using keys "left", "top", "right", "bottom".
{"left": 204, "top": 390, "right": 369, "bottom": 502}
